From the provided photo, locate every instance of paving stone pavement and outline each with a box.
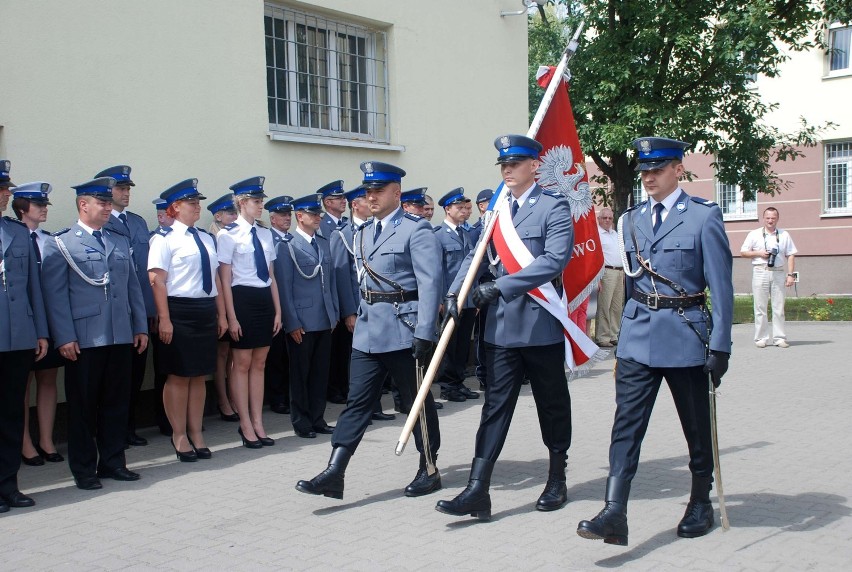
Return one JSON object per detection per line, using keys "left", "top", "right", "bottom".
{"left": 2, "top": 322, "right": 851, "bottom": 571}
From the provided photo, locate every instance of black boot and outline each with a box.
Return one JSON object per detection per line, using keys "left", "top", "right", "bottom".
{"left": 295, "top": 447, "right": 351, "bottom": 500}
{"left": 404, "top": 454, "right": 442, "bottom": 497}
{"left": 435, "top": 458, "right": 493, "bottom": 521}
{"left": 577, "top": 476, "right": 630, "bottom": 546}
{"left": 536, "top": 451, "right": 569, "bottom": 511}
{"left": 677, "top": 475, "right": 714, "bottom": 538}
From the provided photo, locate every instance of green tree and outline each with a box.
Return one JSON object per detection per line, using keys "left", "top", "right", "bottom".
{"left": 529, "top": 1, "right": 852, "bottom": 217}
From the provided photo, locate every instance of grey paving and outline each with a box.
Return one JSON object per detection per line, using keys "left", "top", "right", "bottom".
{"left": 2, "top": 322, "right": 851, "bottom": 570}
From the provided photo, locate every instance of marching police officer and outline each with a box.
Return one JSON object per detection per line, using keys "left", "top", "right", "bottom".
{"left": 296, "top": 161, "right": 443, "bottom": 500}
{"left": 41, "top": 176, "right": 148, "bottom": 490}
{"left": 0, "top": 163, "right": 49, "bottom": 512}
{"left": 436, "top": 135, "right": 575, "bottom": 521}
{"left": 576, "top": 137, "right": 733, "bottom": 544}
{"left": 264, "top": 195, "right": 294, "bottom": 415}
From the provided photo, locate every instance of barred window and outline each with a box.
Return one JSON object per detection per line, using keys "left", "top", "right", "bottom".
{"left": 631, "top": 180, "right": 647, "bottom": 206}
{"left": 825, "top": 141, "right": 852, "bottom": 214}
{"left": 828, "top": 24, "right": 851, "bottom": 74}
{"left": 716, "top": 181, "right": 756, "bottom": 220}
{"left": 264, "top": 4, "right": 389, "bottom": 143}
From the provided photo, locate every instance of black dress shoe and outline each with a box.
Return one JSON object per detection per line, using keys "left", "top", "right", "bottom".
{"left": 189, "top": 438, "right": 213, "bottom": 460}
{"left": 269, "top": 402, "right": 290, "bottom": 415}
{"left": 434, "top": 401, "right": 443, "bottom": 409}
{"left": 218, "top": 406, "right": 240, "bottom": 422}
{"left": 314, "top": 425, "right": 335, "bottom": 435}
{"left": 404, "top": 468, "right": 442, "bottom": 497}
{"left": 327, "top": 394, "right": 347, "bottom": 404}
{"left": 0, "top": 499, "right": 8, "bottom": 513}
{"left": 75, "top": 476, "right": 103, "bottom": 491}
{"left": 172, "top": 438, "right": 198, "bottom": 462}
{"left": 126, "top": 433, "right": 148, "bottom": 447}
{"left": 457, "top": 386, "right": 480, "bottom": 399}
{"left": 22, "top": 454, "right": 44, "bottom": 467}
{"left": 258, "top": 436, "right": 275, "bottom": 446}
{"left": 35, "top": 445, "right": 64, "bottom": 463}
{"left": 372, "top": 412, "right": 396, "bottom": 421}
{"left": 295, "top": 428, "right": 317, "bottom": 438}
{"left": 238, "top": 428, "right": 263, "bottom": 449}
{"left": 97, "top": 467, "right": 141, "bottom": 481}
{"left": 440, "top": 389, "right": 466, "bottom": 402}
{"left": 1, "top": 490, "right": 35, "bottom": 508}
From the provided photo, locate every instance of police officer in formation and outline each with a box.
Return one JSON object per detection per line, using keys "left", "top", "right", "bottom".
{"left": 436, "top": 135, "right": 575, "bottom": 521}
{"left": 0, "top": 163, "right": 49, "bottom": 512}
{"left": 264, "top": 195, "right": 294, "bottom": 416}
{"left": 470, "top": 188, "right": 494, "bottom": 389}
{"left": 400, "top": 187, "right": 428, "bottom": 218}
{"left": 576, "top": 137, "right": 733, "bottom": 544}
{"left": 296, "top": 161, "right": 442, "bottom": 500}
{"left": 41, "top": 176, "right": 149, "bottom": 490}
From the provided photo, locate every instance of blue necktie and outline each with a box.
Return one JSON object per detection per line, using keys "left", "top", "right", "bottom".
{"left": 118, "top": 212, "right": 128, "bottom": 229}
{"left": 310, "top": 236, "right": 319, "bottom": 256}
{"left": 456, "top": 227, "right": 465, "bottom": 243}
{"left": 511, "top": 200, "right": 519, "bottom": 219}
{"left": 652, "top": 203, "right": 664, "bottom": 234}
{"left": 188, "top": 227, "right": 212, "bottom": 294}
{"left": 251, "top": 227, "right": 270, "bottom": 282}
{"left": 30, "top": 231, "right": 41, "bottom": 264}
{"left": 374, "top": 220, "right": 382, "bottom": 242}
{"left": 92, "top": 230, "right": 106, "bottom": 250}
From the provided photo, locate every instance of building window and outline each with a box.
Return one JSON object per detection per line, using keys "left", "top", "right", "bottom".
{"left": 828, "top": 24, "right": 851, "bottom": 74}
{"left": 264, "top": 4, "right": 389, "bottom": 143}
{"left": 825, "top": 141, "right": 852, "bottom": 214}
{"left": 716, "top": 181, "right": 756, "bottom": 220}
{"left": 631, "top": 180, "right": 647, "bottom": 206}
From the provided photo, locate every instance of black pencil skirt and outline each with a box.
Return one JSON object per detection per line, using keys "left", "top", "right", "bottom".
{"left": 230, "top": 285, "right": 274, "bottom": 349}
{"left": 160, "top": 297, "right": 217, "bottom": 377}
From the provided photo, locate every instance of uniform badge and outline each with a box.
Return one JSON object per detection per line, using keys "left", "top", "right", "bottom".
{"left": 677, "top": 202, "right": 685, "bottom": 211}
{"left": 85, "top": 247, "right": 98, "bottom": 253}
{"left": 640, "top": 206, "right": 647, "bottom": 214}
{"left": 364, "top": 162, "right": 373, "bottom": 174}
{"left": 500, "top": 136, "right": 511, "bottom": 149}
{"left": 122, "top": 166, "right": 130, "bottom": 175}
{"left": 639, "top": 139, "right": 652, "bottom": 154}
{"left": 393, "top": 217, "right": 401, "bottom": 227}
{"left": 529, "top": 197, "right": 537, "bottom": 206}
{"left": 75, "top": 230, "right": 83, "bottom": 236}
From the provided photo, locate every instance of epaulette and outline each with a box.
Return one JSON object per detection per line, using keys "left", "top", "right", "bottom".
{"left": 53, "top": 228, "right": 71, "bottom": 236}
{"left": 39, "top": 229, "right": 52, "bottom": 236}
{"left": 404, "top": 213, "right": 422, "bottom": 221}
{"left": 690, "top": 196, "right": 717, "bottom": 207}
{"left": 224, "top": 222, "right": 239, "bottom": 231}
{"left": 156, "top": 226, "right": 173, "bottom": 236}
{"left": 541, "top": 189, "right": 563, "bottom": 199}
{"left": 361, "top": 219, "right": 374, "bottom": 229}
{"left": 315, "top": 233, "right": 328, "bottom": 241}
{"left": 2, "top": 216, "right": 25, "bottom": 226}
{"left": 127, "top": 211, "right": 146, "bottom": 223}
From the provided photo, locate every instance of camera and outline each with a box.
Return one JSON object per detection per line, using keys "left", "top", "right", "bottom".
{"left": 767, "top": 247, "right": 778, "bottom": 268}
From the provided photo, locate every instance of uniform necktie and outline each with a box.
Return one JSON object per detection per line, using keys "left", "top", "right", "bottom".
{"left": 511, "top": 199, "right": 519, "bottom": 219}
{"left": 374, "top": 220, "right": 382, "bottom": 242}
{"left": 92, "top": 230, "right": 106, "bottom": 250}
{"left": 118, "top": 212, "right": 128, "bottom": 229}
{"left": 30, "top": 231, "right": 41, "bottom": 264}
{"left": 250, "top": 227, "right": 270, "bottom": 282}
{"left": 652, "top": 203, "right": 664, "bottom": 234}
{"left": 456, "top": 226, "right": 465, "bottom": 244}
{"left": 310, "top": 236, "right": 319, "bottom": 256}
{"left": 187, "top": 227, "right": 212, "bottom": 294}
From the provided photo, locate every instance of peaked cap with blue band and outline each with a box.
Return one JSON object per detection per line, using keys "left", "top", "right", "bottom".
{"left": 152, "top": 197, "right": 168, "bottom": 210}
{"left": 265, "top": 195, "right": 294, "bottom": 213}
{"left": 95, "top": 165, "right": 134, "bottom": 186}
{"left": 631, "top": 137, "right": 691, "bottom": 171}
{"left": 438, "top": 187, "right": 470, "bottom": 207}
{"left": 476, "top": 188, "right": 494, "bottom": 203}
{"left": 401, "top": 187, "right": 427, "bottom": 205}
{"left": 317, "top": 180, "right": 345, "bottom": 198}
{"left": 344, "top": 185, "right": 366, "bottom": 202}
{"left": 0, "top": 160, "right": 14, "bottom": 186}
{"left": 160, "top": 178, "right": 206, "bottom": 207}
{"left": 291, "top": 193, "right": 324, "bottom": 215}
{"left": 494, "top": 134, "right": 543, "bottom": 164}
{"left": 13, "top": 181, "right": 53, "bottom": 204}
{"left": 207, "top": 193, "right": 237, "bottom": 214}
{"left": 360, "top": 161, "right": 405, "bottom": 188}
{"left": 229, "top": 176, "right": 267, "bottom": 198}
{"left": 73, "top": 177, "right": 116, "bottom": 201}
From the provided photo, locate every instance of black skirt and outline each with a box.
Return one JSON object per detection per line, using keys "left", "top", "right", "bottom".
{"left": 159, "top": 297, "right": 217, "bottom": 377}
{"left": 32, "top": 343, "right": 65, "bottom": 371}
{"left": 230, "top": 285, "right": 274, "bottom": 349}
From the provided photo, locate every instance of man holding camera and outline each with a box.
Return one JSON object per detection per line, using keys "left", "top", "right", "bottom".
{"left": 740, "top": 207, "right": 798, "bottom": 348}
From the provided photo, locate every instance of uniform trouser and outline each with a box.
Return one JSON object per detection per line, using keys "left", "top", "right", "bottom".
{"left": 752, "top": 267, "right": 787, "bottom": 343}
{"left": 65, "top": 344, "right": 133, "bottom": 479}
{"left": 474, "top": 342, "right": 572, "bottom": 462}
{"left": 333, "top": 349, "right": 440, "bottom": 457}
{"left": 265, "top": 330, "right": 290, "bottom": 406}
{"left": 595, "top": 268, "right": 625, "bottom": 343}
{"left": 0, "top": 350, "right": 35, "bottom": 495}
{"left": 609, "top": 358, "right": 713, "bottom": 482}
{"left": 437, "top": 308, "right": 477, "bottom": 390}
{"left": 126, "top": 345, "right": 148, "bottom": 434}
{"left": 326, "top": 325, "right": 352, "bottom": 400}
{"left": 287, "top": 330, "right": 332, "bottom": 432}
{"left": 474, "top": 308, "right": 488, "bottom": 384}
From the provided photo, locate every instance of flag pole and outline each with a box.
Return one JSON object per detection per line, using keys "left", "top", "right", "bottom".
{"left": 395, "top": 23, "right": 585, "bottom": 456}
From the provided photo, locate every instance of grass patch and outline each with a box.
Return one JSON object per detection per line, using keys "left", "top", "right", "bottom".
{"left": 732, "top": 295, "right": 852, "bottom": 323}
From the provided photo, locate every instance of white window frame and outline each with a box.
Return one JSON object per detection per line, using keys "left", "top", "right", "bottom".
{"left": 715, "top": 180, "right": 756, "bottom": 221}
{"left": 264, "top": 4, "right": 390, "bottom": 144}
{"left": 632, "top": 180, "right": 647, "bottom": 206}
{"left": 826, "top": 23, "right": 851, "bottom": 77}
{"left": 824, "top": 141, "right": 852, "bottom": 215}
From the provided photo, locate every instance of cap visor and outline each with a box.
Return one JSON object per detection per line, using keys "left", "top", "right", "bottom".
{"left": 496, "top": 155, "right": 536, "bottom": 165}
{"left": 361, "top": 181, "right": 391, "bottom": 188}
{"left": 635, "top": 159, "right": 674, "bottom": 172}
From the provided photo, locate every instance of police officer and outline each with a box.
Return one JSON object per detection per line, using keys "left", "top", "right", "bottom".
{"left": 470, "top": 188, "right": 494, "bottom": 389}
{"left": 96, "top": 165, "right": 154, "bottom": 448}
{"left": 0, "top": 164, "right": 49, "bottom": 512}
{"left": 434, "top": 188, "right": 479, "bottom": 402}
{"left": 576, "top": 137, "right": 733, "bottom": 544}
{"left": 264, "top": 195, "right": 294, "bottom": 415}
{"left": 317, "top": 180, "right": 348, "bottom": 239}
{"left": 41, "top": 176, "right": 148, "bottom": 490}
{"left": 436, "top": 135, "right": 575, "bottom": 521}
{"left": 469, "top": 188, "right": 493, "bottom": 245}
{"left": 400, "top": 188, "right": 428, "bottom": 219}
{"left": 150, "top": 198, "right": 173, "bottom": 436}
{"left": 296, "top": 161, "right": 443, "bottom": 500}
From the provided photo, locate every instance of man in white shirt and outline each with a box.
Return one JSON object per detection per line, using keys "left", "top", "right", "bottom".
{"left": 594, "top": 207, "right": 624, "bottom": 347}
{"left": 740, "top": 207, "right": 798, "bottom": 348}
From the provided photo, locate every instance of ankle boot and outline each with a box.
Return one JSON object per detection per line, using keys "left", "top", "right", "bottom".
{"left": 295, "top": 447, "right": 352, "bottom": 499}
{"left": 577, "top": 476, "right": 630, "bottom": 546}
{"left": 677, "top": 475, "right": 714, "bottom": 538}
{"left": 435, "top": 457, "right": 493, "bottom": 521}
{"left": 404, "top": 453, "right": 442, "bottom": 497}
{"left": 536, "top": 451, "right": 568, "bottom": 511}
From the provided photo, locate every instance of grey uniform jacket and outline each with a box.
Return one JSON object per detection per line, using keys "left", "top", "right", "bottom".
{"left": 0, "top": 217, "right": 49, "bottom": 351}
{"left": 616, "top": 191, "right": 733, "bottom": 368}
{"left": 274, "top": 232, "right": 338, "bottom": 334}
{"left": 353, "top": 208, "right": 441, "bottom": 353}
{"left": 41, "top": 224, "right": 148, "bottom": 349}
{"left": 329, "top": 221, "right": 360, "bottom": 318}
{"left": 450, "top": 185, "right": 574, "bottom": 348}
{"left": 105, "top": 211, "right": 154, "bottom": 317}
{"left": 434, "top": 221, "right": 474, "bottom": 307}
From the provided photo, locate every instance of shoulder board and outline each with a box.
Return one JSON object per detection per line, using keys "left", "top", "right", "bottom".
{"left": 404, "top": 213, "right": 422, "bottom": 221}
{"left": 224, "top": 222, "right": 239, "bottom": 230}
{"left": 157, "top": 226, "right": 173, "bottom": 236}
{"left": 690, "top": 196, "right": 717, "bottom": 207}
{"left": 432, "top": 226, "right": 442, "bottom": 233}
{"left": 53, "top": 228, "right": 71, "bottom": 236}
{"left": 127, "top": 211, "right": 145, "bottom": 222}
{"left": 39, "top": 229, "right": 52, "bottom": 235}
{"left": 541, "top": 189, "right": 563, "bottom": 199}
{"left": 2, "top": 216, "right": 25, "bottom": 226}
{"left": 624, "top": 201, "right": 645, "bottom": 213}
{"left": 315, "top": 233, "right": 328, "bottom": 241}
{"left": 361, "top": 219, "right": 374, "bottom": 228}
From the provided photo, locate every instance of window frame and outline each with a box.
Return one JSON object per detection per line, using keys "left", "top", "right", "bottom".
{"left": 715, "top": 180, "right": 757, "bottom": 221}
{"left": 826, "top": 22, "right": 851, "bottom": 77}
{"left": 824, "top": 140, "right": 852, "bottom": 216}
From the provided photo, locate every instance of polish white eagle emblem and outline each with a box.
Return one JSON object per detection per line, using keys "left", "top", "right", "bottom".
{"left": 536, "top": 144, "right": 594, "bottom": 221}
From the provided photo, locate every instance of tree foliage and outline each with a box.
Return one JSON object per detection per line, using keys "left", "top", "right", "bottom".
{"left": 529, "top": 1, "right": 851, "bottom": 217}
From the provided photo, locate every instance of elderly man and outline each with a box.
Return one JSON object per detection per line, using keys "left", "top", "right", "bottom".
{"left": 594, "top": 207, "right": 624, "bottom": 347}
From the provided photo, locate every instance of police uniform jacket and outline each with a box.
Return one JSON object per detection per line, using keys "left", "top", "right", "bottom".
{"left": 616, "top": 190, "right": 733, "bottom": 367}
{"left": 275, "top": 231, "right": 338, "bottom": 333}
{"left": 434, "top": 220, "right": 474, "bottom": 307}
{"left": 329, "top": 220, "right": 360, "bottom": 318}
{"left": 450, "top": 185, "right": 573, "bottom": 348}
{"left": 0, "top": 217, "right": 49, "bottom": 351}
{"left": 105, "top": 210, "right": 155, "bottom": 317}
{"left": 318, "top": 213, "right": 345, "bottom": 239}
{"left": 353, "top": 207, "right": 441, "bottom": 353}
{"left": 469, "top": 218, "right": 483, "bottom": 245}
{"left": 41, "top": 224, "right": 148, "bottom": 349}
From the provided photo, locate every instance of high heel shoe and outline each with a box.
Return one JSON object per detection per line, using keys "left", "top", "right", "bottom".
{"left": 35, "top": 444, "right": 64, "bottom": 463}
{"left": 238, "top": 428, "right": 263, "bottom": 449}
{"left": 171, "top": 438, "right": 198, "bottom": 462}
{"left": 218, "top": 405, "right": 239, "bottom": 422}
{"left": 187, "top": 437, "right": 213, "bottom": 460}
{"left": 257, "top": 435, "right": 275, "bottom": 447}
{"left": 21, "top": 453, "right": 44, "bottom": 467}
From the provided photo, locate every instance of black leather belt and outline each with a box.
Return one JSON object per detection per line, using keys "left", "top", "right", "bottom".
{"left": 604, "top": 265, "right": 623, "bottom": 271}
{"left": 361, "top": 289, "right": 418, "bottom": 305}
{"left": 631, "top": 289, "right": 705, "bottom": 310}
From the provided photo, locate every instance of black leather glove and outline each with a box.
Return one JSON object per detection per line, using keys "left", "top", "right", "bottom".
{"left": 412, "top": 337, "right": 435, "bottom": 363}
{"left": 703, "top": 351, "right": 730, "bottom": 388}
{"left": 472, "top": 281, "right": 501, "bottom": 309}
{"left": 441, "top": 294, "right": 459, "bottom": 331}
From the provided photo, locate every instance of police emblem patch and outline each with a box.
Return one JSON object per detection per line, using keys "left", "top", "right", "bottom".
{"left": 364, "top": 162, "right": 373, "bottom": 174}
{"left": 640, "top": 139, "right": 652, "bottom": 154}
{"left": 677, "top": 202, "right": 685, "bottom": 211}
{"left": 500, "top": 136, "right": 511, "bottom": 149}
